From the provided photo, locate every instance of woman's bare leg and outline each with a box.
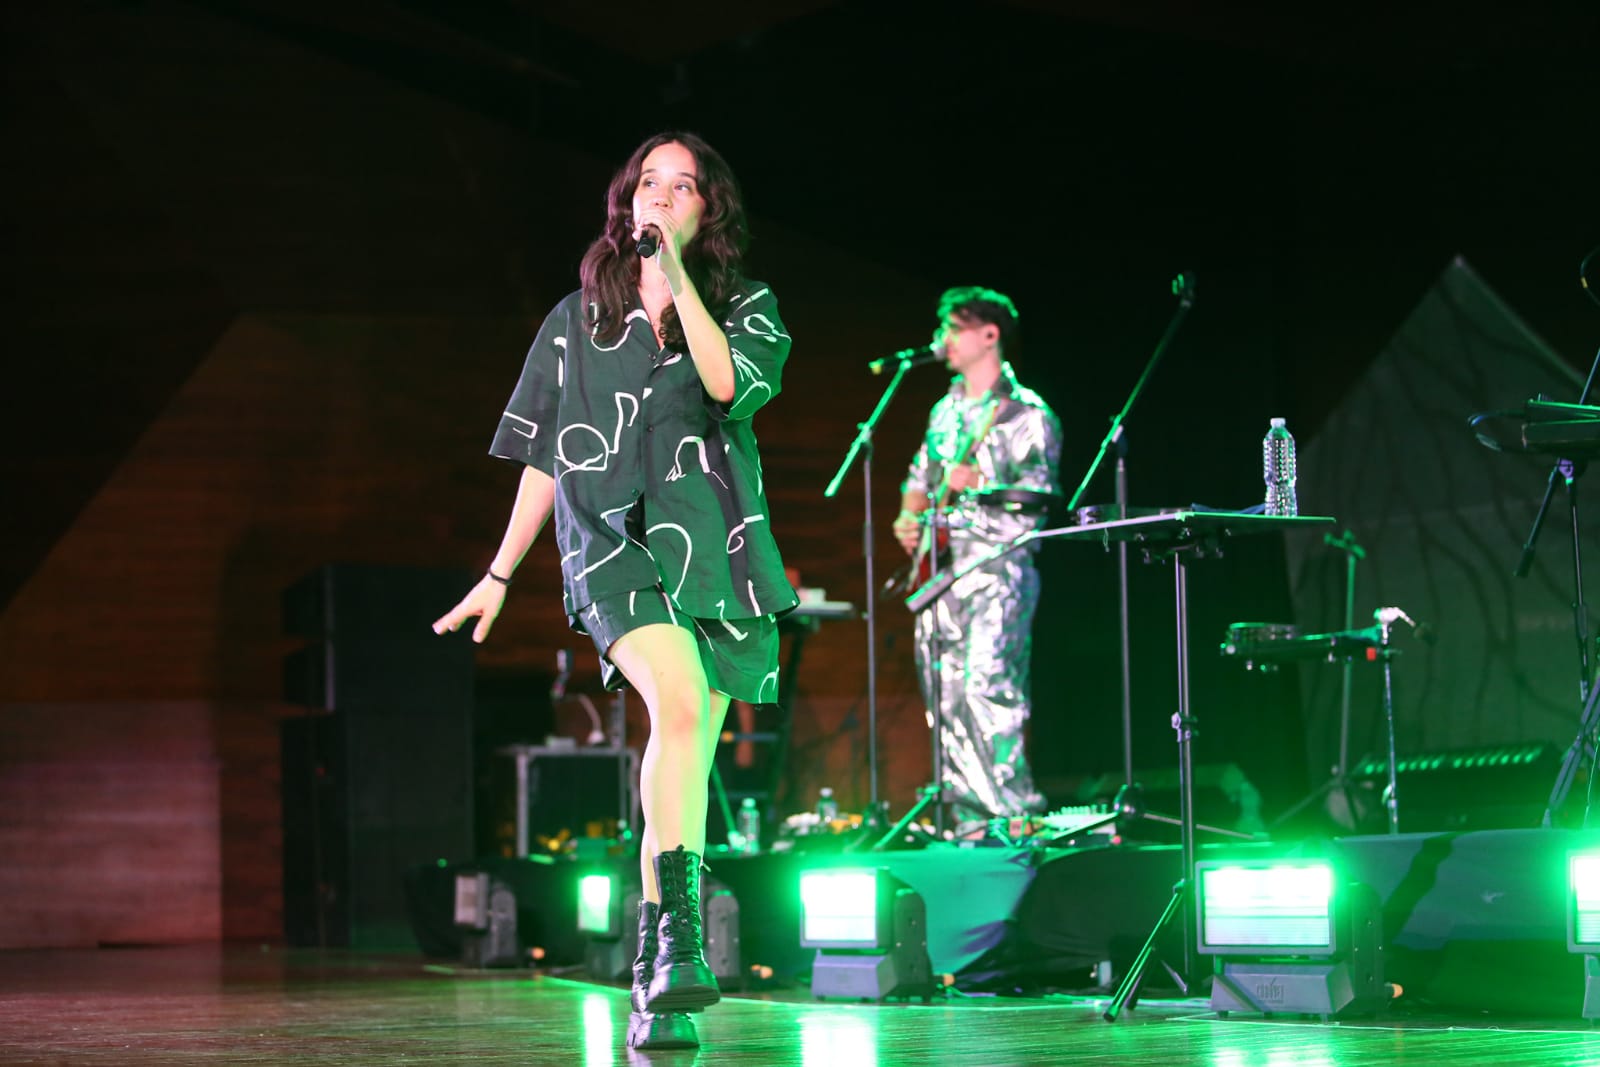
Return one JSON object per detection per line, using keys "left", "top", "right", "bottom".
{"left": 635, "top": 687, "right": 732, "bottom": 901}
{"left": 609, "top": 623, "right": 732, "bottom": 902}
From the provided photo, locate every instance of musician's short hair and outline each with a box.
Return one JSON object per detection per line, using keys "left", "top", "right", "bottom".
{"left": 938, "top": 286, "right": 1020, "bottom": 356}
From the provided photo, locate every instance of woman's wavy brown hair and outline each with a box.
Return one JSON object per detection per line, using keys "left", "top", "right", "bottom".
{"left": 579, "top": 131, "right": 750, "bottom": 348}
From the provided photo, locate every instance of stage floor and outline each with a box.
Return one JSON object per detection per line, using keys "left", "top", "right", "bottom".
{"left": 1, "top": 946, "right": 1596, "bottom": 1066}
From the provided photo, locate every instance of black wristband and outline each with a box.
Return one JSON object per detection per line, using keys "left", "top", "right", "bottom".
{"left": 486, "top": 568, "right": 513, "bottom": 587}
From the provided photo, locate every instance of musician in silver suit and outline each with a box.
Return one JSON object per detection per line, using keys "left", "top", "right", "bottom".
{"left": 892, "top": 286, "right": 1063, "bottom": 830}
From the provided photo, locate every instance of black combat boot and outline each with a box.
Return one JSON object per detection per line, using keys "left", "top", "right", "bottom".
{"left": 645, "top": 845, "right": 720, "bottom": 1012}
{"left": 626, "top": 899, "right": 697, "bottom": 1049}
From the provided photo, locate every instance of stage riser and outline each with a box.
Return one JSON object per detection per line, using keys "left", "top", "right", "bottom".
{"left": 405, "top": 829, "right": 1589, "bottom": 1017}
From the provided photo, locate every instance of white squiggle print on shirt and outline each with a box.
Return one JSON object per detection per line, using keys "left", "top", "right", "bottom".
{"left": 612, "top": 392, "right": 639, "bottom": 453}
{"left": 729, "top": 347, "right": 774, "bottom": 410}
{"left": 555, "top": 392, "right": 640, "bottom": 474}
{"left": 645, "top": 522, "right": 693, "bottom": 600}
{"left": 725, "top": 515, "right": 766, "bottom": 554}
{"left": 665, "top": 436, "right": 708, "bottom": 481}
{"left": 738, "top": 312, "right": 789, "bottom": 342}
{"left": 502, "top": 412, "right": 537, "bottom": 441}
{"left": 590, "top": 309, "right": 650, "bottom": 352}
{"left": 572, "top": 501, "right": 639, "bottom": 583}
{"left": 556, "top": 423, "right": 609, "bottom": 473}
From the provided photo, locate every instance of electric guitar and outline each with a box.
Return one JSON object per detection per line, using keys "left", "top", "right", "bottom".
{"left": 887, "top": 399, "right": 1003, "bottom": 596}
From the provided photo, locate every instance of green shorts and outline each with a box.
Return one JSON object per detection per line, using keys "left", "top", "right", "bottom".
{"left": 573, "top": 586, "right": 781, "bottom": 706}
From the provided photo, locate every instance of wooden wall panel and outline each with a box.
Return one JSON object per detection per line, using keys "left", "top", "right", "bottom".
{"left": 0, "top": 703, "right": 220, "bottom": 949}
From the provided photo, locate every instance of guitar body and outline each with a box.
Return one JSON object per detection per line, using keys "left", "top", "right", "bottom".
{"left": 891, "top": 397, "right": 1005, "bottom": 600}
{"left": 887, "top": 526, "right": 950, "bottom": 595}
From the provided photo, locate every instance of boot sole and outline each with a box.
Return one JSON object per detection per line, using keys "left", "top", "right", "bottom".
{"left": 644, "top": 980, "right": 721, "bottom": 1014}
{"left": 627, "top": 1011, "right": 698, "bottom": 1050}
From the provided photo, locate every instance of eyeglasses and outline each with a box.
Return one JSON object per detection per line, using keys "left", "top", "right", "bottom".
{"left": 933, "top": 320, "right": 976, "bottom": 341}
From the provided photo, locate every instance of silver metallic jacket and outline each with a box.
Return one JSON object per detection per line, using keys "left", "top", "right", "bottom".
{"left": 903, "top": 362, "right": 1062, "bottom": 822}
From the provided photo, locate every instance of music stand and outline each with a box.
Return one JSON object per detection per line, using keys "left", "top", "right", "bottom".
{"left": 1021, "top": 510, "right": 1337, "bottom": 1021}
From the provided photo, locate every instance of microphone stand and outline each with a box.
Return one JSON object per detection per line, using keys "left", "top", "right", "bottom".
{"left": 1115, "top": 425, "right": 1134, "bottom": 787}
{"left": 1064, "top": 273, "right": 1195, "bottom": 518}
{"left": 1067, "top": 273, "right": 1196, "bottom": 797}
{"left": 825, "top": 357, "right": 919, "bottom": 815}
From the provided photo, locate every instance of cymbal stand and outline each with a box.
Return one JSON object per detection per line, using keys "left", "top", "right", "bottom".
{"left": 1508, "top": 247, "right": 1600, "bottom": 825}
{"left": 1546, "top": 672, "right": 1600, "bottom": 827}
{"left": 1511, "top": 343, "right": 1600, "bottom": 825}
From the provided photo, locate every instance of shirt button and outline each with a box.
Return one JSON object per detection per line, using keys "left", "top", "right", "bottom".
{"left": 645, "top": 424, "right": 654, "bottom": 432}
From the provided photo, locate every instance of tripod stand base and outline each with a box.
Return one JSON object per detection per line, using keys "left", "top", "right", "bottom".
{"left": 863, "top": 785, "right": 942, "bottom": 852}
{"left": 1545, "top": 675, "right": 1600, "bottom": 827}
{"left": 1269, "top": 773, "right": 1358, "bottom": 833}
{"left": 1103, "top": 878, "right": 1190, "bottom": 1022}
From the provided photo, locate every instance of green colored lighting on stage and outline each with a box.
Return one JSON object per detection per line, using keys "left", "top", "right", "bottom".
{"left": 800, "top": 867, "right": 934, "bottom": 1000}
{"left": 1570, "top": 852, "right": 1600, "bottom": 947}
{"left": 1198, "top": 861, "right": 1334, "bottom": 952}
{"left": 799, "top": 869, "right": 880, "bottom": 947}
{"left": 577, "top": 874, "right": 614, "bottom": 937}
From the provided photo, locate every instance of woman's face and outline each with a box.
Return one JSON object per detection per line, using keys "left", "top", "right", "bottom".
{"left": 632, "top": 141, "right": 705, "bottom": 245}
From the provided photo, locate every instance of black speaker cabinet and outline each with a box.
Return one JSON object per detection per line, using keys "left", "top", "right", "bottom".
{"left": 280, "top": 564, "right": 476, "bottom": 949}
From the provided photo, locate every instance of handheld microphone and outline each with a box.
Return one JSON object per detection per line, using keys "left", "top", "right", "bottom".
{"left": 636, "top": 225, "right": 661, "bottom": 258}
{"left": 868, "top": 343, "right": 945, "bottom": 375}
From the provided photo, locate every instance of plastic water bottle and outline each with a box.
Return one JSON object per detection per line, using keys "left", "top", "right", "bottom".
{"left": 736, "top": 797, "right": 761, "bottom": 854}
{"left": 1263, "top": 418, "right": 1298, "bottom": 516}
{"left": 817, "top": 787, "right": 840, "bottom": 824}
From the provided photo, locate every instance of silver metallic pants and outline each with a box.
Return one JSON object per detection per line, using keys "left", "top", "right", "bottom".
{"left": 912, "top": 554, "right": 1044, "bottom": 822}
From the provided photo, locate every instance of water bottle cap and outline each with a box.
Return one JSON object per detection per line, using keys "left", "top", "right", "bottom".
{"left": 1270, "top": 417, "right": 1286, "bottom": 428}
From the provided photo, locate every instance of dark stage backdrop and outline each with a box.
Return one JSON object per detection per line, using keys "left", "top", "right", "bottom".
{"left": 1288, "top": 260, "right": 1592, "bottom": 831}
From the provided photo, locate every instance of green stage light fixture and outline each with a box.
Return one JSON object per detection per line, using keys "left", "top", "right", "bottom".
{"left": 576, "top": 866, "right": 741, "bottom": 987}
{"left": 576, "top": 868, "right": 636, "bottom": 981}
{"left": 577, "top": 873, "right": 619, "bottom": 938}
{"left": 800, "top": 867, "right": 933, "bottom": 1001}
{"left": 453, "top": 869, "right": 521, "bottom": 969}
{"left": 1197, "top": 859, "right": 1390, "bottom": 1020}
{"left": 1566, "top": 846, "right": 1600, "bottom": 1019}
